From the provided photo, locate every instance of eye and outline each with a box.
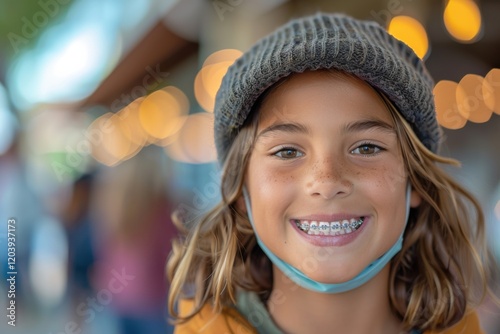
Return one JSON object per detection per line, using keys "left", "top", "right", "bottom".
{"left": 273, "top": 147, "right": 304, "bottom": 159}
{"left": 351, "top": 143, "right": 383, "bottom": 155}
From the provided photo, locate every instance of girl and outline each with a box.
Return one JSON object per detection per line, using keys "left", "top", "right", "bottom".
{"left": 167, "top": 13, "right": 496, "bottom": 334}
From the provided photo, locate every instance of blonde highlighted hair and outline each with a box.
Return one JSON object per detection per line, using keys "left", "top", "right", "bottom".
{"left": 167, "top": 70, "right": 496, "bottom": 332}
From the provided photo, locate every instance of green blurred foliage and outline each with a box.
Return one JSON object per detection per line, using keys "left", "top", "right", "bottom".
{"left": 0, "top": 0, "right": 74, "bottom": 61}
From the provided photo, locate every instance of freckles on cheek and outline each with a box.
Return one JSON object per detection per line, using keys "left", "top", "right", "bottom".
{"left": 354, "top": 167, "right": 385, "bottom": 191}
{"left": 359, "top": 165, "right": 406, "bottom": 197}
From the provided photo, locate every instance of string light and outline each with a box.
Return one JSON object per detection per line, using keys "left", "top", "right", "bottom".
{"left": 444, "top": 0, "right": 482, "bottom": 43}
{"left": 434, "top": 80, "right": 467, "bottom": 129}
{"left": 387, "top": 15, "right": 429, "bottom": 59}
{"left": 194, "top": 49, "right": 242, "bottom": 112}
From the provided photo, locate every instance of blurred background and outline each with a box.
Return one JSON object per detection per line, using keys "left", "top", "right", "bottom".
{"left": 0, "top": 0, "right": 499, "bottom": 333}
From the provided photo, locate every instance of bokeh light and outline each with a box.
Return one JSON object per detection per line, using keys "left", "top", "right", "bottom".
{"left": 194, "top": 49, "right": 242, "bottom": 112}
{"left": 434, "top": 80, "right": 467, "bottom": 130}
{"left": 387, "top": 15, "right": 429, "bottom": 59}
{"left": 165, "top": 112, "right": 216, "bottom": 163}
{"left": 88, "top": 113, "right": 137, "bottom": 166}
{"left": 483, "top": 68, "right": 500, "bottom": 115}
{"left": 139, "top": 86, "right": 188, "bottom": 140}
{"left": 203, "top": 49, "right": 243, "bottom": 67}
{"left": 7, "top": 19, "right": 121, "bottom": 110}
{"left": 456, "top": 74, "right": 492, "bottom": 123}
{"left": 444, "top": 0, "right": 482, "bottom": 43}
{"left": 117, "top": 97, "right": 149, "bottom": 147}
{"left": 87, "top": 86, "right": 190, "bottom": 167}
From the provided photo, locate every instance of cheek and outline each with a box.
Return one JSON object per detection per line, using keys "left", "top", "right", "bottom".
{"left": 367, "top": 166, "right": 409, "bottom": 225}
{"left": 362, "top": 163, "right": 406, "bottom": 192}
{"left": 355, "top": 164, "right": 408, "bottom": 210}
{"left": 247, "top": 157, "right": 295, "bottom": 191}
{"left": 246, "top": 161, "right": 297, "bottom": 221}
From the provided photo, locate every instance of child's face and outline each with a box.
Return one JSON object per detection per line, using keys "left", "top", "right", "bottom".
{"left": 245, "top": 70, "right": 420, "bottom": 284}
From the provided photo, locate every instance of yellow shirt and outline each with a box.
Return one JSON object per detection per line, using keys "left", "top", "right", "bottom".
{"left": 174, "top": 298, "right": 484, "bottom": 334}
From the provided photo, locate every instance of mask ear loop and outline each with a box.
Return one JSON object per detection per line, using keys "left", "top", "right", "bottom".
{"left": 242, "top": 183, "right": 412, "bottom": 294}
{"left": 403, "top": 182, "right": 411, "bottom": 222}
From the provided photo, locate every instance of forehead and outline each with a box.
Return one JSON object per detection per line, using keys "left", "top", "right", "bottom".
{"left": 256, "top": 70, "right": 393, "bottom": 126}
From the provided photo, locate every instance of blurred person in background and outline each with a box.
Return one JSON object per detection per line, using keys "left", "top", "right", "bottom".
{"left": 90, "top": 147, "right": 176, "bottom": 334}
{"left": 59, "top": 173, "right": 97, "bottom": 330}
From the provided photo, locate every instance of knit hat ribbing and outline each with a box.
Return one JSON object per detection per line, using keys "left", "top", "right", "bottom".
{"left": 214, "top": 13, "right": 442, "bottom": 163}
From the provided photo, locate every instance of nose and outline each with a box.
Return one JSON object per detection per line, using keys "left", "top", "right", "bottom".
{"left": 305, "top": 157, "right": 353, "bottom": 200}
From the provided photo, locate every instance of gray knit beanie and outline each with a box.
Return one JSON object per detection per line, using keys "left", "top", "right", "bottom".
{"left": 214, "top": 12, "right": 442, "bottom": 164}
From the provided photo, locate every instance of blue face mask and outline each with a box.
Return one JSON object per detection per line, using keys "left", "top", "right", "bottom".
{"left": 242, "top": 183, "right": 412, "bottom": 294}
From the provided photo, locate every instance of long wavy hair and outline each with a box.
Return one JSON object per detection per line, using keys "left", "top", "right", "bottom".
{"left": 167, "top": 70, "right": 496, "bottom": 332}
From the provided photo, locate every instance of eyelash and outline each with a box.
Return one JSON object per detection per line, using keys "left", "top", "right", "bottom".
{"left": 350, "top": 142, "right": 385, "bottom": 156}
{"left": 272, "top": 146, "right": 304, "bottom": 159}
{"left": 271, "top": 142, "right": 385, "bottom": 159}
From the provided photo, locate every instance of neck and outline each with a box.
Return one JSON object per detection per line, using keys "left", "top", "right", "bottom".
{"left": 268, "top": 264, "right": 404, "bottom": 334}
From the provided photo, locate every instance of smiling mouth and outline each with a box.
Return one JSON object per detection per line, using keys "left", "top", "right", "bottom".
{"left": 294, "top": 217, "right": 365, "bottom": 236}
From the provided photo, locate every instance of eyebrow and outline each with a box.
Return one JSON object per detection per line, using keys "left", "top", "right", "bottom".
{"left": 256, "top": 122, "right": 310, "bottom": 140}
{"left": 256, "top": 118, "right": 395, "bottom": 141}
{"left": 342, "top": 119, "right": 395, "bottom": 135}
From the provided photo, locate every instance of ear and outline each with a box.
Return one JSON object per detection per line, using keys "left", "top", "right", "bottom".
{"left": 236, "top": 195, "right": 247, "bottom": 214}
{"left": 410, "top": 189, "right": 422, "bottom": 208}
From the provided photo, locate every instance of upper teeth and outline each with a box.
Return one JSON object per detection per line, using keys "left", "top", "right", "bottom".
{"left": 295, "top": 218, "right": 364, "bottom": 236}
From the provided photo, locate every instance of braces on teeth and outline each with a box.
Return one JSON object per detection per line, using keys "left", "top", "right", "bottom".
{"left": 295, "top": 217, "right": 364, "bottom": 235}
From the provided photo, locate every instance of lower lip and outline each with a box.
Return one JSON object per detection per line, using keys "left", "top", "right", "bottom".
{"left": 291, "top": 218, "right": 368, "bottom": 247}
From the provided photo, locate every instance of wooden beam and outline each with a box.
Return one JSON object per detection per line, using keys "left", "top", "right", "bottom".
{"left": 81, "top": 20, "right": 198, "bottom": 110}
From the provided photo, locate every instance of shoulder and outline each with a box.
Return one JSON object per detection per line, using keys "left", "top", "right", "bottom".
{"left": 424, "top": 311, "right": 484, "bottom": 334}
{"left": 174, "top": 299, "right": 257, "bottom": 334}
